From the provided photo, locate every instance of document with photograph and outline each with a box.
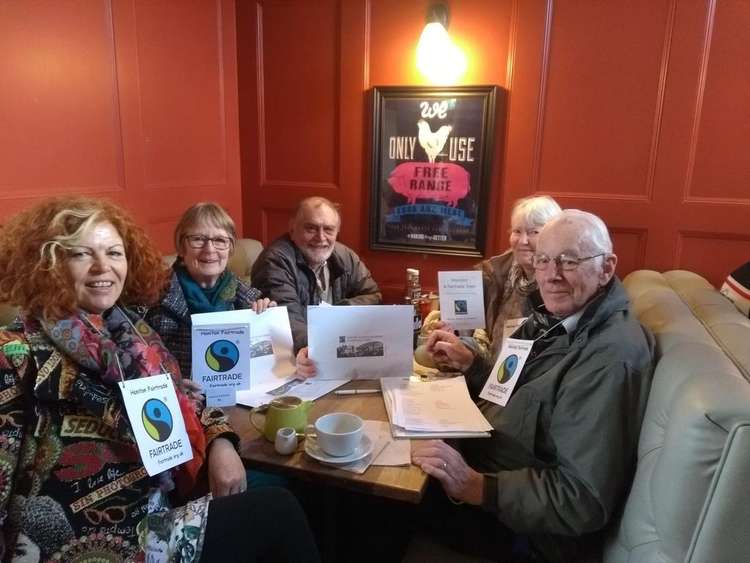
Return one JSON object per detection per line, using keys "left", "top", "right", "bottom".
{"left": 244, "top": 306, "right": 296, "bottom": 389}
{"left": 307, "top": 305, "right": 413, "bottom": 380}
{"left": 438, "top": 271, "right": 486, "bottom": 331}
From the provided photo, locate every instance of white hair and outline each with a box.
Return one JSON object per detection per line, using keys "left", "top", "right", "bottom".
{"left": 511, "top": 195, "right": 562, "bottom": 229}
{"left": 549, "top": 209, "right": 613, "bottom": 255}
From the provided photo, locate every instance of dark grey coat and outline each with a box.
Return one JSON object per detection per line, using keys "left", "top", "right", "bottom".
{"left": 250, "top": 234, "right": 381, "bottom": 351}
{"left": 463, "top": 277, "right": 654, "bottom": 562}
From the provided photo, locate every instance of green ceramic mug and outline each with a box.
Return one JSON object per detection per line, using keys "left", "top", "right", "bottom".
{"left": 251, "top": 396, "right": 312, "bottom": 442}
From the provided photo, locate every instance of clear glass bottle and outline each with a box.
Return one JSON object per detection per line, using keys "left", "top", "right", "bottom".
{"left": 405, "top": 268, "right": 422, "bottom": 348}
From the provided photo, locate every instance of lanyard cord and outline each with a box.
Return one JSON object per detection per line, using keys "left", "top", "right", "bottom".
{"left": 510, "top": 314, "right": 567, "bottom": 342}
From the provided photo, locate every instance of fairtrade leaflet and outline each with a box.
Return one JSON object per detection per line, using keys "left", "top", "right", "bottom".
{"left": 119, "top": 373, "right": 192, "bottom": 476}
{"left": 307, "top": 305, "right": 413, "bottom": 380}
{"left": 191, "top": 309, "right": 251, "bottom": 406}
{"left": 438, "top": 271, "right": 486, "bottom": 331}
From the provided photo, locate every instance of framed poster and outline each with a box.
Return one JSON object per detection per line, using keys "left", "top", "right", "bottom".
{"left": 370, "top": 85, "right": 501, "bottom": 257}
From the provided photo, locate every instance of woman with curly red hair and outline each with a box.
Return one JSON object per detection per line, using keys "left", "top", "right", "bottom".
{"left": 0, "top": 197, "right": 318, "bottom": 562}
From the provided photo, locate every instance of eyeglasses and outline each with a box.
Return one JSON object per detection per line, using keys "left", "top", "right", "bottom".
{"left": 532, "top": 253, "right": 605, "bottom": 272}
{"left": 183, "top": 234, "right": 232, "bottom": 250}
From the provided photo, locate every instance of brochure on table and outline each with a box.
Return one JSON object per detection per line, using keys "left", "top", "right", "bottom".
{"left": 191, "top": 309, "right": 251, "bottom": 406}
{"left": 381, "top": 376, "right": 492, "bottom": 438}
{"left": 307, "top": 305, "right": 413, "bottom": 380}
{"left": 438, "top": 270, "right": 486, "bottom": 331}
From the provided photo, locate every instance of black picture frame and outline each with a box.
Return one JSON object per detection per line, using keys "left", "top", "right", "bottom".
{"left": 369, "top": 85, "right": 501, "bottom": 257}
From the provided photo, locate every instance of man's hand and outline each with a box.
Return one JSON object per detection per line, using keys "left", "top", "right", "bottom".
{"left": 207, "top": 438, "right": 247, "bottom": 497}
{"left": 295, "top": 347, "right": 317, "bottom": 379}
{"left": 251, "top": 297, "right": 277, "bottom": 314}
{"left": 412, "top": 440, "right": 484, "bottom": 505}
{"left": 426, "top": 329, "right": 475, "bottom": 372}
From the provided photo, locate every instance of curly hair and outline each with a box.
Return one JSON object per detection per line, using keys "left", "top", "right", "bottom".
{"left": 0, "top": 197, "right": 170, "bottom": 321}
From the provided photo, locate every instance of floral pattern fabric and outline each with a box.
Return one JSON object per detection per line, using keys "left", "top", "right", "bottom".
{"left": 0, "top": 307, "right": 236, "bottom": 562}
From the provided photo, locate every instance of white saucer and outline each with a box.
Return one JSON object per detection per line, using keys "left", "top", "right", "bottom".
{"left": 304, "top": 435, "right": 374, "bottom": 465}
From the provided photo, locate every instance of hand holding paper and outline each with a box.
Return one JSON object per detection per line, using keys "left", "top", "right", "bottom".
{"left": 426, "top": 329, "right": 475, "bottom": 372}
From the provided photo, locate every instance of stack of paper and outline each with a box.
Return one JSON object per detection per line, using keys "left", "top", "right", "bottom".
{"left": 380, "top": 376, "right": 492, "bottom": 439}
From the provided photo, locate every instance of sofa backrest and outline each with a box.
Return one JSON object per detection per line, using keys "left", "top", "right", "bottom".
{"left": 605, "top": 270, "right": 750, "bottom": 563}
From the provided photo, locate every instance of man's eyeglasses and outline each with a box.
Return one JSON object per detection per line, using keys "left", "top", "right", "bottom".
{"left": 532, "top": 253, "right": 605, "bottom": 272}
{"left": 183, "top": 234, "right": 233, "bottom": 250}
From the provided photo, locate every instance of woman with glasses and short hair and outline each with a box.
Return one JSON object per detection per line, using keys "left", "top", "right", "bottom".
{"left": 146, "top": 202, "right": 274, "bottom": 381}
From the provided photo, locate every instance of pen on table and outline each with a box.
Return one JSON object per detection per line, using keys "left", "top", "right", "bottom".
{"left": 334, "top": 389, "right": 381, "bottom": 395}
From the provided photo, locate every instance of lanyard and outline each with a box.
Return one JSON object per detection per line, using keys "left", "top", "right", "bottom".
{"left": 511, "top": 314, "right": 567, "bottom": 342}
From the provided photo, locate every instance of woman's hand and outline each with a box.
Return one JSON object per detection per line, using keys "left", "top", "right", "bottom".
{"left": 207, "top": 437, "right": 247, "bottom": 497}
{"left": 251, "top": 297, "right": 276, "bottom": 314}
{"left": 411, "top": 440, "right": 484, "bottom": 505}
{"left": 425, "top": 329, "right": 475, "bottom": 372}
{"left": 295, "top": 347, "right": 316, "bottom": 379}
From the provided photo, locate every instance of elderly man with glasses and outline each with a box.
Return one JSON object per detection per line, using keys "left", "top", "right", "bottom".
{"left": 412, "top": 209, "right": 655, "bottom": 563}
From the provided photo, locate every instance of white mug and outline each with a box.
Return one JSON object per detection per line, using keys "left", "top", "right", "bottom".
{"left": 306, "top": 412, "right": 363, "bottom": 457}
{"left": 274, "top": 426, "right": 298, "bottom": 455}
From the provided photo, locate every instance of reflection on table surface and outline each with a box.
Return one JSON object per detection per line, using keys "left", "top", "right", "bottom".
{"left": 228, "top": 380, "right": 428, "bottom": 503}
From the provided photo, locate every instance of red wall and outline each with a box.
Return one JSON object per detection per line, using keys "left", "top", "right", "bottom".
{"left": 0, "top": 0, "right": 243, "bottom": 253}
{"left": 237, "top": 0, "right": 750, "bottom": 301}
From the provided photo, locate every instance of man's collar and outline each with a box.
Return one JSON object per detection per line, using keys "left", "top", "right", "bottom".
{"left": 560, "top": 309, "right": 585, "bottom": 333}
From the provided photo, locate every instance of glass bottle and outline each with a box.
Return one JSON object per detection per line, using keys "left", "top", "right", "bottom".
{"left": 405, "top": 268, "right": 422, "bottom": 348}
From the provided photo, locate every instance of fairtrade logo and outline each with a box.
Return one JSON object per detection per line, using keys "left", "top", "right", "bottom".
{"left": 142, "top": 399, "right": 173, "bottom": 442}
{"left": 496, "top": 354, "right": 519, "bottom": 384}
{"left": 205, "top": 339, "right": 239, "bottom": 372}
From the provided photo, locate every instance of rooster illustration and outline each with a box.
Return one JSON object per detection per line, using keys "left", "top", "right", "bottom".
{"left": 417, "top": 119, "right": 452, "bottom": 163}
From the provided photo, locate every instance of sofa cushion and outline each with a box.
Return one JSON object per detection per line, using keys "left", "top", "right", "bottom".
{"left": 605, "top": 270, "right": 750, "bottom": 563}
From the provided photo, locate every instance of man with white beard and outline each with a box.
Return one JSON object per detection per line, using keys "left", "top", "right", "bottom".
{"left": 251, "top": 196, "right": 381, "bottom": 361}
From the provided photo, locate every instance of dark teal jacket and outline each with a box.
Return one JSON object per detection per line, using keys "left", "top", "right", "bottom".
{"left": 463, "top": 277, "right": 654, "bottom": 561}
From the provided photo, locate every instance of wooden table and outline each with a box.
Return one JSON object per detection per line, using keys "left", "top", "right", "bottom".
{"left": 228, "top": 380, "right": 429, "bottom": 504}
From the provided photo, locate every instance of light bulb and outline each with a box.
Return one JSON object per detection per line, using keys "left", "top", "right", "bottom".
{"left": 416, "top": 22, "right": 467, "bottom": 85}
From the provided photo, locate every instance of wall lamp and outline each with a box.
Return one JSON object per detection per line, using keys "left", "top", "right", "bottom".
{"left": 416, "top": 3, "right": 467, "bottom": 85}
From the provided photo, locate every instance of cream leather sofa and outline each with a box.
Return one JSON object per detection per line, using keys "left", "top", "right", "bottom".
{"left": 606, "top": 270, "right": 750, "bottom": 563}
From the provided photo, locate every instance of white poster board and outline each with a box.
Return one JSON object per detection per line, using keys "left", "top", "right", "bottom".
{"left": 308, "top": 305, "right": 413, "bottom": 380}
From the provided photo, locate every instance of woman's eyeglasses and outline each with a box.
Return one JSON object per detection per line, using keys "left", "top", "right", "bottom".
{"left": 183, "top": 234, "right": 232, "bottom": 250}
{"left": 532, "top": 253, "right": 605, "bottom": 271}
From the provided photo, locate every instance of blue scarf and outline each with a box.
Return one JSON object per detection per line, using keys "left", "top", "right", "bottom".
{"left": 174, "top": 262, "right": 236, "bottom": 314}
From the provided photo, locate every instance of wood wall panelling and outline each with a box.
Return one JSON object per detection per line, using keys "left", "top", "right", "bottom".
{"left": 0, "top": 0, "right": 125, "bottom": 207}
{"left": 236, "top": 0, "right": 750, "bottom": 292}
{"left": 0, "top": 0, "right": 242, "bottom": 252}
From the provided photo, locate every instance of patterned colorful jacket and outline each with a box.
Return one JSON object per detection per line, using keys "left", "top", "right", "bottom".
{"left": 145, "top": 268, "right": 262, "bottom": 379}
{"left": 0, "top": 317, "right": 235, "bottom": 562}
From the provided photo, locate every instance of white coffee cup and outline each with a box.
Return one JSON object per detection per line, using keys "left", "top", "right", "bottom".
{"left": 274, "top": 427, "right": 298, "bottom": 455}
{"left": 307, "top": 412, "right": 363, "bottom": 457}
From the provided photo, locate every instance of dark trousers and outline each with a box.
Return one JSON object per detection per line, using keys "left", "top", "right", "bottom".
{"left": 200, "top": 487, "right": 320, "bottom": 563}
{"left": 409, "top": 481, "right": 539, "bottom": 563}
